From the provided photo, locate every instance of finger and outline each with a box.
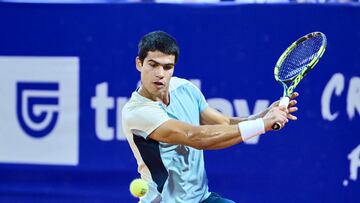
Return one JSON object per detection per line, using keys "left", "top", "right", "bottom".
{"left": 279, "top": 106, "right": 289, "bottom": 114}
{"left": 271, "top": 100, "right": 280, "bottom": 108}
{"left": 288, "top": 106, "right": 298, "bottom": 113}
{"left": 288, "top": 100, "right": 297, "bottom": 107}
{"left": 290, "top": 92, "right": 299, "bottom": 99}
{"left": 287, "top": 113, "right": 298, "bottom": 120}
{"left": 279, "top": 115, "right": 289, "bottom": 128}
{"left": 275, "top": 100, "right": 280, "bottom": 106}
{"left": 277, "top": 114, "right": 288, "bottom": 123}
{"left": 277, "top": 119, "right": 287, "bottom": 129}
{"left": 273, "top": 120, "right": 285, "bottom": 130}
{"left": 274, "top": 108, "right": 287, "bottom": 117}
{"left": 282, "top": 115, "right": 289, "bottom": 123}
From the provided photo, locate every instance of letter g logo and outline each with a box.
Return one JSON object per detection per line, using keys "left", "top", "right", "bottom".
{"left": 17, "top": 82, "right": 59, "bottom": 138}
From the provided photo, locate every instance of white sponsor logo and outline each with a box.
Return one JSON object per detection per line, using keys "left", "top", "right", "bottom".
{"left": 91, "top": 82, "right": 128, "bottom": 141}
{"left": 343, "top": 144, "right": 360, "bottom": 186}
{"left": 322, "top": 73, "right": 360, "bottom": 121}
{"left": 0, "top": 56, "right": 79, "bottom": 165}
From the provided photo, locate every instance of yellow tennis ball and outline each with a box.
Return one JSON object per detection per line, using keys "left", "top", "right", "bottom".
{"left": 129, "top": 179, "right": 148, "bottom": 198}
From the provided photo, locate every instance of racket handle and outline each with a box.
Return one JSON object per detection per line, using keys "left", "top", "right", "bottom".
{"left": 272, "top": 97, "right": 290, "bottom": 130}
{"left": 278, "top": 96, "right": 290, "bottom": 107}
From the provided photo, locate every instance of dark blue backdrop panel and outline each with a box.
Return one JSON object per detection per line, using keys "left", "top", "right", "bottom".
{"left": 0, "top": 2, "right": 359, "bottom": 203}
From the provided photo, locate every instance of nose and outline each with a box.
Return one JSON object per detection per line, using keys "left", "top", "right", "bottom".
{"left": 155, "top": 66, "right": 165, "bottom": 78}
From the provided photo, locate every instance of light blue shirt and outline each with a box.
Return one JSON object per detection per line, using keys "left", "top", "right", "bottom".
{"left": 122, "top": 77, "right": 211, "bottom": 203}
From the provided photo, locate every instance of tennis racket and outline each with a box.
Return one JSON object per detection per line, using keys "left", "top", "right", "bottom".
{"left": 272, "top": 32, "right": 327, "bottom": 130}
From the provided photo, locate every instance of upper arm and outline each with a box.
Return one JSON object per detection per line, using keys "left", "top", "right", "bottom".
{"left": 122, "top": 103, "right": 171, "bottom": 139}
{"left": 148, "top": 119, "right": 198, "bottom": 147}
{"left": 200, "top": 107, "right": 230, "bottom": 125}
{"left": 122, "top": 102, "right": 201, "bottom": 148}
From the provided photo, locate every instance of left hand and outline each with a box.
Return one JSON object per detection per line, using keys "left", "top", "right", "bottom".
{"left": 269, "top": 92, "right": 299, "bottom": 121}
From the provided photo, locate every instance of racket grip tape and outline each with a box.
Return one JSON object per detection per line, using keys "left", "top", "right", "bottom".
{"left": 272, "top": 97, "right": 290, "bottom": 130}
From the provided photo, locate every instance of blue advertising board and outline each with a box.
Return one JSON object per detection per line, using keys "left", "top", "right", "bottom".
{"left": 0, "top": 2, "right": 359, "bottom": 203}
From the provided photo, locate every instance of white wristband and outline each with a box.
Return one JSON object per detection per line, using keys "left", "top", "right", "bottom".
{"left": 238, "top": 118, "right": 265, "bottom": 141}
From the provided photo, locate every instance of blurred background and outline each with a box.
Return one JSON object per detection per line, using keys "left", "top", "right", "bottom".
{"left": 0, "top": 1, "right": 359, "bottom": 203}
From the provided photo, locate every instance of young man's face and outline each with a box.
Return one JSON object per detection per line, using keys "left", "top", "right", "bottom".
{"left": 136, "top": 51, "right": 175, "bottom": 99}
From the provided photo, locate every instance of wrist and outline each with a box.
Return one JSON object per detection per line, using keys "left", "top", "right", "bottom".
{"left": 237, "top": 118, "right": 265, "bottom": 141}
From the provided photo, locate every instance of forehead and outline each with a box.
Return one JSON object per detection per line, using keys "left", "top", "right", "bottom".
{"left": 144, "top": 51, "right": 175, "bottom": 64}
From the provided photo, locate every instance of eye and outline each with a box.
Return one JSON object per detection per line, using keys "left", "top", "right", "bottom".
{"left": 148, "top": 62, "right": 156, "bottom": 67}
{"left": 164, "top": 65, "right": 174, "bottom": 70}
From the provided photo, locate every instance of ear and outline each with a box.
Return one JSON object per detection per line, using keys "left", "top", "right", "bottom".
{"left": 135, "top": 57, "right": 142, "bottom": 72}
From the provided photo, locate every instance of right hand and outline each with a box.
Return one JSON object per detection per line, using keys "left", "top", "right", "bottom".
{"left": 262, "top": 106, "right": 289, "bottom": 132}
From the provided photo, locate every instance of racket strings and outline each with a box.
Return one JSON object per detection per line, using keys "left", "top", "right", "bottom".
{"left": 278, "top": 35, "right": 324, "bottom": 82}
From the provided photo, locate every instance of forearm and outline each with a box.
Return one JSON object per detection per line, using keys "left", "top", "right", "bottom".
{"left": 249, "top": 109, "right": 269, "bottom": 120}
{"left": 150, "top": 119, "right": 265, "bottom": 150}
{"left": 229, "top": 117, "right": 248, "bottom": 125}
{"left": 187, "top": 124, "right": 242, "bottom": 150}
{"left": 189, "top": 117, "right": 265, "bottom": 150}
{"left": 228, "top": 108, "right": 270, "bottom": 125}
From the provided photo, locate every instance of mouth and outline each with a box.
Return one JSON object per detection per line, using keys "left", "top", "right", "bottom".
{"left": 153, "top": 81, "right": 165, "bottom": 88}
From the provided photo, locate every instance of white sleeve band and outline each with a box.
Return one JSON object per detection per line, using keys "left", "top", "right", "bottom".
{"left": 238, "top": 118, "right": 265, "bottom": 141}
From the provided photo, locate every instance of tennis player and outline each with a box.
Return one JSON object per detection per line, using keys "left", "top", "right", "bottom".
{"left": 122, "top": 31, "right": 298, "bottom": 203}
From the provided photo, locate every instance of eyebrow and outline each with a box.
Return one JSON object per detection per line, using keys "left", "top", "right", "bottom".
{"left": 147, "top": 59, "right": 175, "bottom": 66}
